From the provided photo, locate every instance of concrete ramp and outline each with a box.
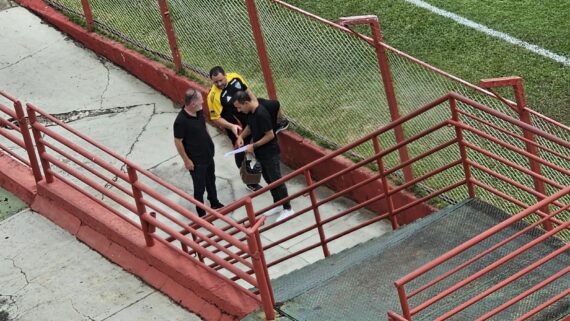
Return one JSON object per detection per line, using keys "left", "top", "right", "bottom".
{"left": 247, "top": 199, "right": 569, "bottom": 321}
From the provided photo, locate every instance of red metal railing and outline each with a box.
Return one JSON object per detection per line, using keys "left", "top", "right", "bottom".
{"left": 391, "top": 189, "right": 569, "bottom": 320}
{"left": 17, "top": 100, "right": 275, "bottom": 320}
{"left": 178, "top": 91, "right": 568, "bottom": 320}
{"left": 186, "top": 94, "right": 463, "bottom": 272}
{"left": 386, "top": 93, "right": 569, "bottom": 320}
{"left": 0, "top": 91, "right": 42, "bottom": 182}
{"left": 1, "top": 87, "right": 568, "bottom": 320}
{"left": 196, "top": 91, "right": 567, "bottom": 274}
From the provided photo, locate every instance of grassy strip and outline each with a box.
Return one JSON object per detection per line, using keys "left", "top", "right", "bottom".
{"left": 285, "top": 0, "right": 570, "bottom": 125}
{"left": 0, "top": 188, "right": 26, "bottom": 221}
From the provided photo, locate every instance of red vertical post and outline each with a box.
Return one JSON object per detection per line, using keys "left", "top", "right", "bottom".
{"left": 157, "top": 0, "right": 182, "bottom": 73}
{"left": 512, "top": 79, "right": 552, "bottom": 231}
{"left": 127, "top": 165, "right": 154, "bottom": 246}
{"left": 372, "top": 135, "right": 399, "bottom": 229}
{"left": 14, "top": 101, "right": 43, "bottom": 183}
{"left": 303, "top": 169, "right": 330, "bottom": 257}
{"left": 450, "top": 98, "right": 475, "bottom": 198}
{"left": 480, "top": 76, "right": 552, "bottom": 230}
{"left": 244, "top": 0, "right": 278, "bottom": 100}
{"left": 339, "top": 16, "right": 412, "bottom": 182}
{"left": 26, "top": 104, "right": 54, "bottom": 184}
{"left": 368, "top": 18, "right": 413, "bottom": 183}
{"left": 395, "top": 283, "right": 412, "bottom": 320}
{"left": 244, "top": 198, "right": 276, "bottom": 320}
{"left": 80, "top": 0, "right": 94, "bottom": 32}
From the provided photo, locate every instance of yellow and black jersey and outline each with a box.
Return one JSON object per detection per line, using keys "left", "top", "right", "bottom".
{"left": 207, "top": 72, "right": 248, "bottom": 123}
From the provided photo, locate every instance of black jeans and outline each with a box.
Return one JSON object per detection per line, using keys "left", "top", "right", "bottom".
{"left": 258, "top": 154, "right": 291, "bottom": 210}
{"left": 189, "top": 161, "right": 218, "bottom": 216}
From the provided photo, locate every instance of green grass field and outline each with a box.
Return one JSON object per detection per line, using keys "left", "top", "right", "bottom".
{"left": 286, "top": 0, "right": 570, "bottom": 125}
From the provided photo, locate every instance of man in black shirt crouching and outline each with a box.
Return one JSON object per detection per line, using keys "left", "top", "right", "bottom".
{"left": 174, "top": 89, "right": 224, "bottom": 217}
{"left": 233, "top": 90, "right": 294, "bottom": 222}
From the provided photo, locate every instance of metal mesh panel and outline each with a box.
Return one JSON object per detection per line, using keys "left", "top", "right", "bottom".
{"left": 168, "top": 0, "right": 265, "bottom": 82}
{"left": 256, "top": 1, "right": 392, "bottom": 153}
{"left": 49, "top": 0, "right": 171, "bottom": 61}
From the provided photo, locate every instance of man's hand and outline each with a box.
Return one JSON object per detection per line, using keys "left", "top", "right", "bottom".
{"left": 230, "top": 124, "right": 242, "bottom": 137}
{"left": 236, "top": 136, "right": 244, "bottom": 148}
{"left": 184, "top": 159, "right": 195, "bottom": 171}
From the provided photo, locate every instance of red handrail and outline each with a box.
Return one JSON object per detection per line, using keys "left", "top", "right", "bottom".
{"left": 394, "top": 186, "right": 570, "bottom": 320}
{"left": 396, "top": 187, "right": 569, "bottom": 285}
{"left": 2, "top": 86, "right": 567, "bottom": 321}
{"left": 21, "top": 101, "right": 268, "bottom": 295}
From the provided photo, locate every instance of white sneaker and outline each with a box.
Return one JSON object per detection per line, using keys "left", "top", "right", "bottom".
{"left": 276, "top": 208, "right": 295, "bottom": 222}
{"left": 264, "top": 207, "right": 282, "bottom": 217}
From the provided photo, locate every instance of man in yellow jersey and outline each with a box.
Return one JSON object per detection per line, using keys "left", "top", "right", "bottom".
{"left": 207, "top": 66, "right": 289, "bottom": 192}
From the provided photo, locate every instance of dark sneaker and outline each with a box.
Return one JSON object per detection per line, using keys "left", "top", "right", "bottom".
{"left": 275, "top": 118, "right": 289, "bottom": 134}
{"left": 210, "top": 201, "right": 225, "bottom": 209}
{"left": 196, "top": 207, "right": 206, "bottom": 217}
{"left": 246, "top": 183, "right": 262, "bottom": 192}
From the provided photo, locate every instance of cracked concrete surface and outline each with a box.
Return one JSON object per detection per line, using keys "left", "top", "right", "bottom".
{"left": 0, "top": 6, "right": 175, "bottom": 114}
{"left": 0, "top": 211, "right": 201, "bottom": 321}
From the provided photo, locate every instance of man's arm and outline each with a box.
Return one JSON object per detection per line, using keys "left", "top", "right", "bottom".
{"left": 174, "top": 138, "right": 194, "bottom": 171}
{"left": 212, "top": 117, "right": 241, "bottom": 136}
{"left": 236, "top": 125, "right": 251, "bottom": 148}
{"left": 246, "top": 129, "right": 274, "bottom": 153}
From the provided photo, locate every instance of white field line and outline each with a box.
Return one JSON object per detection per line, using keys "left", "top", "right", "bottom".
{"left": 404, "top": 0, "right": 570, "bottom": 66}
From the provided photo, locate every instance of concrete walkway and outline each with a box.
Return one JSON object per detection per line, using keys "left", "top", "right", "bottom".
{"left": 0, "top": 209, "right": 201, "bottom": 321}
{"left": 0, "top": 2, "right": 392, "bottom": 320}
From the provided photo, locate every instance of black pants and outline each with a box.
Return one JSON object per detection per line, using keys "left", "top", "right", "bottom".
{"left": 226, "top": 128, "right": 252, "bottom": 169}
{"left": 258, "top": 154, "right": 291, "bottom": 209}
{"left": 189, "top": 161, "right": 218, "bottom": 216}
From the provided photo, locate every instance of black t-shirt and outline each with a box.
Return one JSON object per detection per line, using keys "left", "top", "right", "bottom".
{"left": 173, "top": 109, "right": 214, "bottom": 165}
{"left": 258, "top": 98, "right": 279, "bottom": 130}
{"left": 249, "top": 102, "right": 280, "bottom": 160}
{"left": 220, "top": 77, "right": 249, "bottom": 128}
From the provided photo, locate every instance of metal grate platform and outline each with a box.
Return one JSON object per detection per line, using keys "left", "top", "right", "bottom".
{"left": 246, "top": 199, "right": 569, "bottom": 321}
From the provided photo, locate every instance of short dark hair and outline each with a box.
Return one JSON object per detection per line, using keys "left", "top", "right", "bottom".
{"left": 209, "top": 66, "right": 225, "bottom": 78}
{"left": 184, "top": 89, "right": 198, "bottom": 105}
{"left": 233, "top": 90, "right": 251, "bottom": 104}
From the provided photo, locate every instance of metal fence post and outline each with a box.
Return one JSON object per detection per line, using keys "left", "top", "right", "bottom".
{"left": 80, "top": 0, "right": 94, "bottom": 32}
{"left": 303, "top": 169, "right": 330, "bottom": 257}
{"left": 480, "top": 76, "right": 552, "bottom": 230}
{"left": 244, "top": 0, "right": 278, "bottom": 100}
{"left": 244, "top": 198, "right": 276, "bottom": 320}
{"left": 157, "top": 0, "right": 182, "bottom": 73}
{"left": 127, "top": 165, "right": 155, "bottom": 246}
{"left": 26, "top": 104, "right": 54, "bottom": 184}
{"left": 372, "top": 135, "right": 399, "bottom": 229}
{"left": 14, "top": 100, "right": 43, "bottom": 183}
{"left": 450, "top": 97, "right": 475, "bottom": 198}
{"left": 338, "top": 15, "right": 413, "bottom": 184}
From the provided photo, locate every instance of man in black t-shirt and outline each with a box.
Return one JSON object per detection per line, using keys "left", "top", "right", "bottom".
{"left": 207, "top": 66, "right": 290, "bottom": 192}
{"left": 174, "top": 89, "right": 224, "bottom": 217}
{"left": 233, "top": 91, "right": 294, "bottom": 222}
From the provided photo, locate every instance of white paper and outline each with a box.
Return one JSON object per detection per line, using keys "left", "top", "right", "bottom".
{"left": 224, "top": 145, "right": 248, "bottom": 157}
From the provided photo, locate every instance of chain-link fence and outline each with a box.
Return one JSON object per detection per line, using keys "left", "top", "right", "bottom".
{"left": 44, "top": 0, "right": 569, "bottom": 220}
